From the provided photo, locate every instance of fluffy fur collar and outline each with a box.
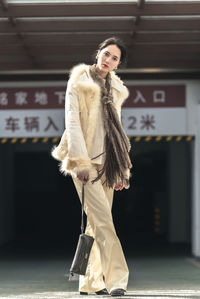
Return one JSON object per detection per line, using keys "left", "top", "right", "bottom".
{"left": 69, "top": 63, "right": 129, "bottom": 104}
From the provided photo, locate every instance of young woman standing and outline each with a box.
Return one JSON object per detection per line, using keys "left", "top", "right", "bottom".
{"left": 52, "top": 37, "right": 132, "bottom": 297}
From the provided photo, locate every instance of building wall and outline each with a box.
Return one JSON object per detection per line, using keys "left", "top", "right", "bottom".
{"left": 0, "top": 79, "right": 199, "bottom": 254}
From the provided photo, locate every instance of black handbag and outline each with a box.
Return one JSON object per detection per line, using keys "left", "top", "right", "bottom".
{"left": 69, "top": 184, "right": 94, "bottom": 278}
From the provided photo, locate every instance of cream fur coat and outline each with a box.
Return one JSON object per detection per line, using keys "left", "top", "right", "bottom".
{"left": 52, "top": 63, "right": 130, "bottom": 181}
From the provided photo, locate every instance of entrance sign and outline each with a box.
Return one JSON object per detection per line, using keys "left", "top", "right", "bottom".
{"left": 122, "top": 108, "right": 186, "bottom": 136}
{"left": 0, "top": 110, "right": 64, "bottom": 138}
{"left": 124, "top": 85, "right": 185, "bottom": 108}
{"left": 122, "top": 85, "right": 186, "bottom": 136}
{"left": 0, "top": 87, "right": 65, "bottom": 137}
{"left": 0, "top": 85, "right": 186, "bottom": 137}
{"left": 0, "top": 88, "right": 65, "bottom": 109}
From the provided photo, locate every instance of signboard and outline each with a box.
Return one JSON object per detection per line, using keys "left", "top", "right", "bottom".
{"left": 0, "top": 85, "right": 186, "bottom": 137}
{"left": 0, "top": 87, "right": 65, "bottom": 137}
{"left": 122, "top": 85, "right": 186, "bottom": 136}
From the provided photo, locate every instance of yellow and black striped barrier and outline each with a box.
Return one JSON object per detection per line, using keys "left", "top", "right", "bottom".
{"left": 133, "top": 135, "right": 194, "bottom": 143}
{"left": 0, "top": 137, "right": 59, "bottom": 144}
{"left": 0, "top": 136, "right": 194, "bottom": 145}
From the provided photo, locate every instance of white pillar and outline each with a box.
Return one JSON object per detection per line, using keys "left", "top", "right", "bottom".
{"left": 192, "top": 104, "right": 200, "bottom": 257}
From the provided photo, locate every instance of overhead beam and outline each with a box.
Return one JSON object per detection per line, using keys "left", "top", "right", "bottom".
{"left": 128, "top": 60, "right": 200, "bottom": 69}
{"left": 137, "top": 0, "right": 145, "bottom": 9}
{"left": 1, "top": 18, "right": 200, "bottom": 33}
{"left": 1, "top": 58, "right": 200, "bottom": 71}
{"left": 0, "top": 0, "right": 8, "bottom": 11}
{"left": 1, "top": 31, "right": 199, "bottom": 45}
{"left": 0, "top": 32, "right": 134, "bottom": 45}
{"left": 1, "top": 42, "right": 200, "bottom": 54}
{"left": 134, "top": 31, "right": 200, "bottom": 43}
{"left": 136, "top": 18, "right": 200, "bottom": 31}
{"left": 1, "top": 2, "right": 200, "bottom": 18}
{"left": 1, "top": 68, "right": 200, "bottom": 76}
{"left": 0, "top": 18, "right": 134, "bottom": 33}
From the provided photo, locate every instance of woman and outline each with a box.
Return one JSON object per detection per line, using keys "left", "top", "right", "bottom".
{"left": 52, "top": 37, "right": 132, "bottom": 297}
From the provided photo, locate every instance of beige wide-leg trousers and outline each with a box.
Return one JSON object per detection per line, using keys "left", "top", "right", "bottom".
{"left": 72, "top": 165, "right": 129, "bottom": 294}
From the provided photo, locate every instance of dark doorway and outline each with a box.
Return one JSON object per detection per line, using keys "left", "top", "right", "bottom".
{"left": 13, "top": 140, "right": 192, "bottom": 253}
{"left": 14, "top": 148, "right": 80, "bottom": 252}
{"left": 113, "top": 144, "right": 168, "bottom": 251}
{"left": 113, "top": 140, "right": 192, "bottom": 252}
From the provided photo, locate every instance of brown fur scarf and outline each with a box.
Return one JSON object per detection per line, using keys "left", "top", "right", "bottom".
{"left": 89, "top": 64, "right": 132, "bottom": 188}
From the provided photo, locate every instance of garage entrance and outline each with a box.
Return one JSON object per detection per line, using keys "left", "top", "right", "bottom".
{"left": 11, "top": 138, "right": 192, "bottom": 253}
{"left": 113, "top": 138, "right": 192, "bottom": 252}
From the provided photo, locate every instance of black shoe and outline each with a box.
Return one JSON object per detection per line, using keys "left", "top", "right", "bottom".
{"left": 80, "top": 288, "right": 109, "bottom": 295}
{"left": 110, "top": 288, "right": 125, "bottom": 297}
{"left": 96, "top": 288, "right": 109, "bottom": 295}
{"left": 80, "top": 291, "right": 88, "bottom": 295}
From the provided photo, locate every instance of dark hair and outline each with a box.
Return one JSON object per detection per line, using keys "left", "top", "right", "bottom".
{"left": 94, "top": 37, "right": 127, "bottom": 65}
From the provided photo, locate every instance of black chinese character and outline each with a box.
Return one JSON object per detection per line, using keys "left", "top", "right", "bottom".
{"left": 140, "top": 114, "right": 155, "bottom": 130}
{"left": 24, "top": 117, "right": 39, "bottom": 131}
{"left": 5, "top": 117, "right": 20, "bottom": 131}
{"left": 44, "top": 117, "right": 58, "bottom": 131}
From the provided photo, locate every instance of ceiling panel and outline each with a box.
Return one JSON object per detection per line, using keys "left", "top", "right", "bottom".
{"left": 0, "top": 0, "right": 200, "bottom": 74}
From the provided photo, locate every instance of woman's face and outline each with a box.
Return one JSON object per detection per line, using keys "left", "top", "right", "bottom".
{"left": 96, "top": 44, "right": 121, "bottom": 76}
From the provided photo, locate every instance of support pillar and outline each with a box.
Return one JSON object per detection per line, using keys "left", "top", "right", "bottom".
{"left": 192, "top": 104, "right": 200, "bottom": 257}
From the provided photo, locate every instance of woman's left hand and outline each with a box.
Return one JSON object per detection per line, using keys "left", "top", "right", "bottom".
{"left": 114, "top": 183, "right": 124, "bottom": 191}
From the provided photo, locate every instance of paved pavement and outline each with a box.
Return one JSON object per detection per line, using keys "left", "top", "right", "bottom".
{"left": 0, "top": 243, "right": 200, "bottom": 299}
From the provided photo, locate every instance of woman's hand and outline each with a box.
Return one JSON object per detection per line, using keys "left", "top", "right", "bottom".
{"left": 114, "top": 183, "right": 124, "bottom": 191}
{"left": 77, "top": 170, "right": 89, "bottom": 184}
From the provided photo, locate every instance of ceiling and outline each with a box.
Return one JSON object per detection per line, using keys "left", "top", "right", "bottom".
{"left": 0, "top": 0, "right": 200, "bottom": 77}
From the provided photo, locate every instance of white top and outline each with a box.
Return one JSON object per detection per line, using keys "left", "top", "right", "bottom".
{"left": 89, "top": 100, "right": 106, "bottom": 164}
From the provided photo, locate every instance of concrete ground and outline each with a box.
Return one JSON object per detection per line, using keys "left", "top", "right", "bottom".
{"left": 0, "top": 242, "right": 200, "bottom": 299}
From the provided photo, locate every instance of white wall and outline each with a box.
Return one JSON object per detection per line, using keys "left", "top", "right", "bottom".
{"left": 192, "top": 104, "right": 200, "bottom": 257}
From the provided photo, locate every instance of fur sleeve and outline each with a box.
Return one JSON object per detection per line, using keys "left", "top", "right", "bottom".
{"left": 64, "top": 81, "right": 92, "bottom": 174}
{"left": 52, "top": 80, "right": 93, "bottom": 177}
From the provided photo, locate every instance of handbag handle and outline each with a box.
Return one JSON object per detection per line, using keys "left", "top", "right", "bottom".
{"left": 81, "top": 183, "right": 85, "bottom": 234}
